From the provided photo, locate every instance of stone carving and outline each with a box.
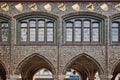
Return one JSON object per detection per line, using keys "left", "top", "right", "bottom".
{"left": 1, "top": 3, "right": 9, "bottom": 11}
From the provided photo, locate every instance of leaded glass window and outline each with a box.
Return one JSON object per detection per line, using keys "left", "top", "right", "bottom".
{"left": 0, "top": 18, "right": 10, "bottom": 44}
{"left": 18, "top": 17, "right": 56, "bottom": 44}
{"left": 111, "top": 22, "right": 119, "bottom": 42}
{"left": 64, "top": 17, "right": 103, "bottom": 44}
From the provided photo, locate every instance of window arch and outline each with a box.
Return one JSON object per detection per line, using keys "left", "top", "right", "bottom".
{"left": 63, "top": 14, "right": 105, "bottom": 44}
{"left": 16, "top": 14, "right": 57, "bottom": 45}
{"left": 0, "top": 17, "right": 10, "bottom": 44}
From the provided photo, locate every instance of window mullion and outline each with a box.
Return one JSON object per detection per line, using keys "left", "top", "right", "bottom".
{"left": 99, "top": 23, "right": 100, "bottom": 43}
{"left": 45, "top": 22, "right": 47, "bottom": 43}
{"left": 52, "top": 23, "right": 56, "bottom": 43}
{"left": 118, "top": 23, "right": 120, "bottom": 42}
{"left": 36, "top": 20, "right": 38, "bottom": 42}
{"left": 19, "top": 23, "right": 21, "bottom": 43}
{"left": 73, "top": 23, "right": 74, "bottom": 43}
{"left": 81, "top": 20, "right": 83, "bottom": 43}
{"left": 0, "top": 24, "right": 2, "bottom": 42}
{"left": 28, "top": 21, "right": 30, "bottom": 43}
{"left": 90, "top": 20, "right": 92, "bottom": 43}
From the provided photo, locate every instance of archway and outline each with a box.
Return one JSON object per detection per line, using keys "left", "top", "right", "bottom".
{"left": 15, "top": 54, "right": 55, "bottom": 80}
{"left": 0, "top": 61, "right": 7, "bottom": 80}
{"left": 64, "top": 54, "right": 103, "bottom": 80}
{"left": 111, "top": 62, "right": 120, "bottom": 80}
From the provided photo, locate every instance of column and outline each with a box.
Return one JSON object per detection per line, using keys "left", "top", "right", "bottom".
{"left": 6, "top": 74, "right": 10, "bottom": 80}
{"left": 88, "top": 76, "right": 95, "bottom": 80}
{"left": 53, "top": 75, "right": 59, "bottom": 80}
{"left": 58, "top": 75, "right": 65, "bottom": 80}
{"left": 99, "top": 75, "right": 107, "bottom": 80}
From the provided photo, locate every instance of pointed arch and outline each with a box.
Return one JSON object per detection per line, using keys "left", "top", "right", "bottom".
{"left": 14, "top": 53, "right": 56, "bottom": 80}
{"left": 0, "top": 60, "right": 7, "bottom": 80}
{"left": 111, "top": 59, "right": 120, "bottom": 80}
{"left": 63, "top": 53, "right": 104, "bottom": 75}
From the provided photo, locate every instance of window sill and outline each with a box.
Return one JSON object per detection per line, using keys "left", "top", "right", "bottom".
{"left": 14, "top": 43, "right": 58, "bottom": 46}
{"left": 62, "top": 43, "right": 104, "bottom": 46}
{"left": 110, "top": 43, "right": 120, "bottom": 46}
{"left": 0, "top": 42, "right": 10, "bottom": 46}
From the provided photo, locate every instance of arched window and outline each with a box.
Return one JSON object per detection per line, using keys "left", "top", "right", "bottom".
{"left": 0, "top": 17, "right": 10, "bottom": 44}
{"left": 63, "top": 15, "right": 104, "bottom": 44}
{"left": 16, "top": 14, "right": 57, "bottom": 45}
{"left": 111, "top": 21, "right": 120, "bottom": 43}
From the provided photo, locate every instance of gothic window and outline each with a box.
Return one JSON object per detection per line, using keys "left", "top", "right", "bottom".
{"left": 111, "top": 22, "right": 119, "bottom": 42}
{"left": 0, "top": 18, "right": 10, "bottom": 44}
{"left": 17, "top": 16, "right": 56, "bottom": 44}
{"left": 63, "top": 16, "right": 103, "bottom": 44}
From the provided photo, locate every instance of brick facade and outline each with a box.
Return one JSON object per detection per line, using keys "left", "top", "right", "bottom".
{"left": 0, "top": 2, "right": 120, "bottom": 80}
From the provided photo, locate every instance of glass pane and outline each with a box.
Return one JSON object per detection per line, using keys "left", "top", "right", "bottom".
{"left": 66, "top": 28, "right": 72, "bottom": 41}
{"left": 47, "top": 22, "right": 53, "bottom": 27}
{"left": 112, "top": 28, "right": 118, "bottom": 41}
{"left": 38, "top": 28, "right": 44, "bottom": 41}
{"left": 92, "top": 29, "right": 99, "bottom": 41}
{"left": 75, "top": 21, "right": 81, "bottom": 27}
{"left": 38, "top": 21, "right": 45, "bottom": 27}
{"left": 47, "top": 28, "right": 53, "bottom": 41}
{"left": 21, "top": 23, "right": 27, "bottom": 27}
{"left": 83, "top": 29, "right": 90, "bottom": 41}
{"left": 1, "top": 23, "right": 8, "bottom": 27}
{"left": 112, "top": 23, "right": 119, "bottom": 28}
{"left": 66, "top": 23, "right": 73, "bottom": 27}
{"left": 75, "top": 28, "right": 81, "bottom": 41}
{"left": 30, "top": 21, "right": 36, "bottom": 27}
{"left": 21, "top": 29, "right": 27, "bottom": 41}
{"left": 92, "top": 23, "right": 99, "bottom": 27}
{"left": 1, "top": 29, "right": 8, "bottom": 41}
{"left": 84, "top": 21, "right": 90, "bottom": 27}
{"left": 30, "top": 29, "right": 36, "bottom": 41}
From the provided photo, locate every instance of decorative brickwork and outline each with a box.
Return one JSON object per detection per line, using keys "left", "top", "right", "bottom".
{"left": 0, "top": 2, "right": 119, "bottom": 80}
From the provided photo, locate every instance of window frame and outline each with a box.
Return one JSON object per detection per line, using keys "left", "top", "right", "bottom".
{"left": 0, "top": 17, "right": 10, "bottom": 45}
{"left": 111, "top": 21, "right": 120, "bottom": 44}
{"left": 16, "top": 16, "right": 57, "bottom": 45}
{"left": 63, "top": 16, "right": 105, "bottom": 45}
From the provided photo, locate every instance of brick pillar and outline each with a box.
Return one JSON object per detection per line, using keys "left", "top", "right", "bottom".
{"left": 99, "top": 75, "right": 107, "bottom": 80}
{"left": 80, "top": 71, "right": 87, "bottom": 80}
{"left": 53, "top": 75, "right": 59, "bottom": 80}
{"left": 58, "top": 75, "right": 65, "bottom": 80}
{"left": 88, "top": 76, "right": 95, "bottom": 80}
{"left": 6, "top": 74, "right": 10, "bottom": 80}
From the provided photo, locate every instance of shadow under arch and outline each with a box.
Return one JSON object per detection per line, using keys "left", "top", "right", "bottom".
{"left": 63, "top": 53, "right": 104, "bottom": 80}
{"left": 14, "top": 53, "right": 56, "bottom": 80}
{"left": 62, "top": 11, "right": 107, "bottom": 20}
{"left": 111, "top": 59, "right": 120, "bottom": 80}
{"left": 0, "top": 60, "right": 8, "bottom": 80}
{"left": 14, "top": 11, "right": 59, "bottom": 20}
